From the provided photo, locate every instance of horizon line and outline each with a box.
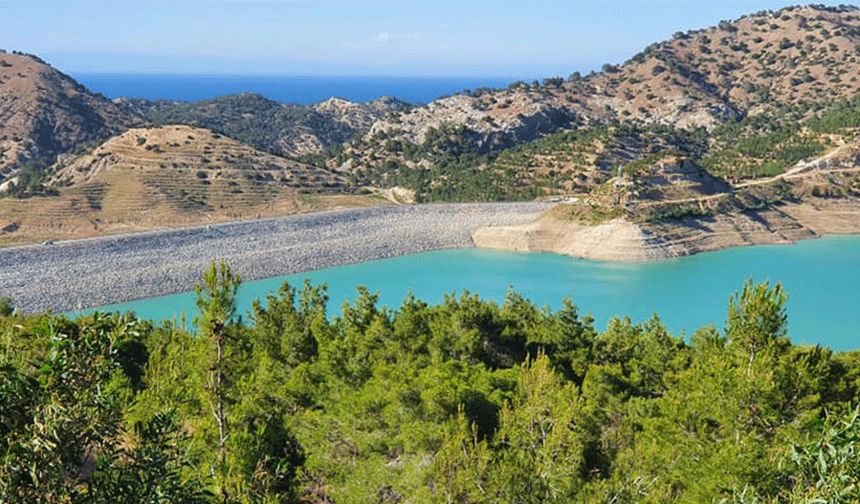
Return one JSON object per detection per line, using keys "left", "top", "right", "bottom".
{"left": 69, "top": 71, "right": 535, "bottom": 80}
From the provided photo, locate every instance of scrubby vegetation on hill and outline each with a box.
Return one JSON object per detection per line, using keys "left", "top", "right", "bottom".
{"left": 330, "top": 86, "right": 860, "bottom": 204}
{"left": 0, "top": 158, "right": 55, "bottom": 198}
{"left": 322, "top": 4, "right": 860, "bottom": 202}
{"left": 139, "top": 93, "right": 410, "bottom": 159}
{"left": 702, "top": 93, "right": 860, "bottom": 179}
{"left": 3, "top": 263, "right": 860, "bottom": 502}
{"left": 351, "top": 123, "right": 712, "bottom": 202}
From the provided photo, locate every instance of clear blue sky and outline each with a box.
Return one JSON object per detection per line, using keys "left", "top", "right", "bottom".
{"left": 0, "top": 0, "right": 848, "bottom": 78}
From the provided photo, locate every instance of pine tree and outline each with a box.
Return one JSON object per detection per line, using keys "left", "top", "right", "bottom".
{"left": 195, "top": 261, "right": 242, "bottom": 500}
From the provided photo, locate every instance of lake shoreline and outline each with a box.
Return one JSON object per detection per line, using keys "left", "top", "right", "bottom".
{"left": 473, "top": 199, "right": 860, "bottom": 262}
{"left": 0, "top": 203, "right": 550, "bottom": 314}
{"left": 67, "top": 235, "right": 860, "bottom": 351}
{"left": 5, "top": 199, "right": 860, "bottom": 315}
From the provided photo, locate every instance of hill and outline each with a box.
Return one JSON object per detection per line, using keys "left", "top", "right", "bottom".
{"left": 336, "top": 5, "right": 860, "bottom": 198}
{"left": 134, "top": 93, "right": 411, "bottom": 159}
{"left": 0, "top": 51, "right": 141, "bottom": 184}
{"left": 585, "top": 4, "right": 860, "bottom": 123}
{"left": 474, "top": 138, "right": 860, "bottom": 260}
{"left": 50, "top": 124, "right": 340, "bottom": 187}
{"left": 0, "top": 125, "right": 379, "bottom": 245}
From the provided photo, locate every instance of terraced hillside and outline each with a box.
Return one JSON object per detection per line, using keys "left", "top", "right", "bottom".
{"left": 51, "top": 125, "right": 341, "bottom": 186}
{"left": 0, "top": 125, "right": 379, "bottom": 246}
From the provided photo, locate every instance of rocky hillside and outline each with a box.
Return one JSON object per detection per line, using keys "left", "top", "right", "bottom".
{"left": 312, "top": 96, "right": 411, "bottom": 131}
{"left": 0, "top": 51, "right": 141, "bottom": 181}
{"left": 136, "top": 93, "right": 410, "bottom": 159}
{"left": 338, "top": 4, "right": 860, "bottom": 191}
{"left": 585, "top": 4, "right": 860, "bottom": 124}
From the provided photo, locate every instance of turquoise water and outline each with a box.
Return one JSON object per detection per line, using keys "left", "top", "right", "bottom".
{"left": 86, "top": 236, "right": 860, "bottom": 350}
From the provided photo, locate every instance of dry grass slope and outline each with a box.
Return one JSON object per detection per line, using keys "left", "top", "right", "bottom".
{"left": 0, "top": 125, "right": 382, "bottom": 246}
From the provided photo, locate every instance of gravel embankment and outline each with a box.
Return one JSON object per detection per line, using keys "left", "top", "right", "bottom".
{"left": 0, "top": 203, "right": 550, "bottom": 313}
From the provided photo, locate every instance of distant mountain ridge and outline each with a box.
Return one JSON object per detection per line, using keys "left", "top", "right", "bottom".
{"left": 0, "top": 52, "right": 412, "bottom": 186}
{"left": 119, "top": 92, "right": 411, "bottom": 158}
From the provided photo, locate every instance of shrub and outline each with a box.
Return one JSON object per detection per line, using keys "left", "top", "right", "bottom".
{"left": 0, "top": 296, "right": 13, "bottom": 316}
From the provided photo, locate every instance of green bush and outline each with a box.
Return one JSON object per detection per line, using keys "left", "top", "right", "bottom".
{"left": 3, "top": 265, "right": 860, "bottom": 502}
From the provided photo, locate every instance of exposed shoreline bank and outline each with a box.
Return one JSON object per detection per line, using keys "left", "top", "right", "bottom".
{"left": 472, "top": 199, "right": 860, "bottom": 261}
{"left": 0, "top": 203, "right": 550, "bottom": 314}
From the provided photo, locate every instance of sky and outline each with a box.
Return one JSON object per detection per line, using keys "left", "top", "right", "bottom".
{"left": 0, "top": 0, "right": 850, "bottom": 78}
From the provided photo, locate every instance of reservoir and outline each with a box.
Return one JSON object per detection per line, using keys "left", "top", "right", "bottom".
{"left": 86, "top": 235, "right": 860, "bottom": 350}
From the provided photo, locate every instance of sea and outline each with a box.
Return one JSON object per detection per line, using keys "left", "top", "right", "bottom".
{"left": 73, "top": 73, "right": 520, "bottom": 104}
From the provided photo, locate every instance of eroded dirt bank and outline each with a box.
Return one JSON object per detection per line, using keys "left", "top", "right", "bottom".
{"left": 473, "top": 199, "right": 860, "bottom": 261}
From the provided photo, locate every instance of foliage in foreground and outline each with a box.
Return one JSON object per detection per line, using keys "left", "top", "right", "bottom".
{"left": 2, "top": 263, "right": 860, "bottom": 502}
